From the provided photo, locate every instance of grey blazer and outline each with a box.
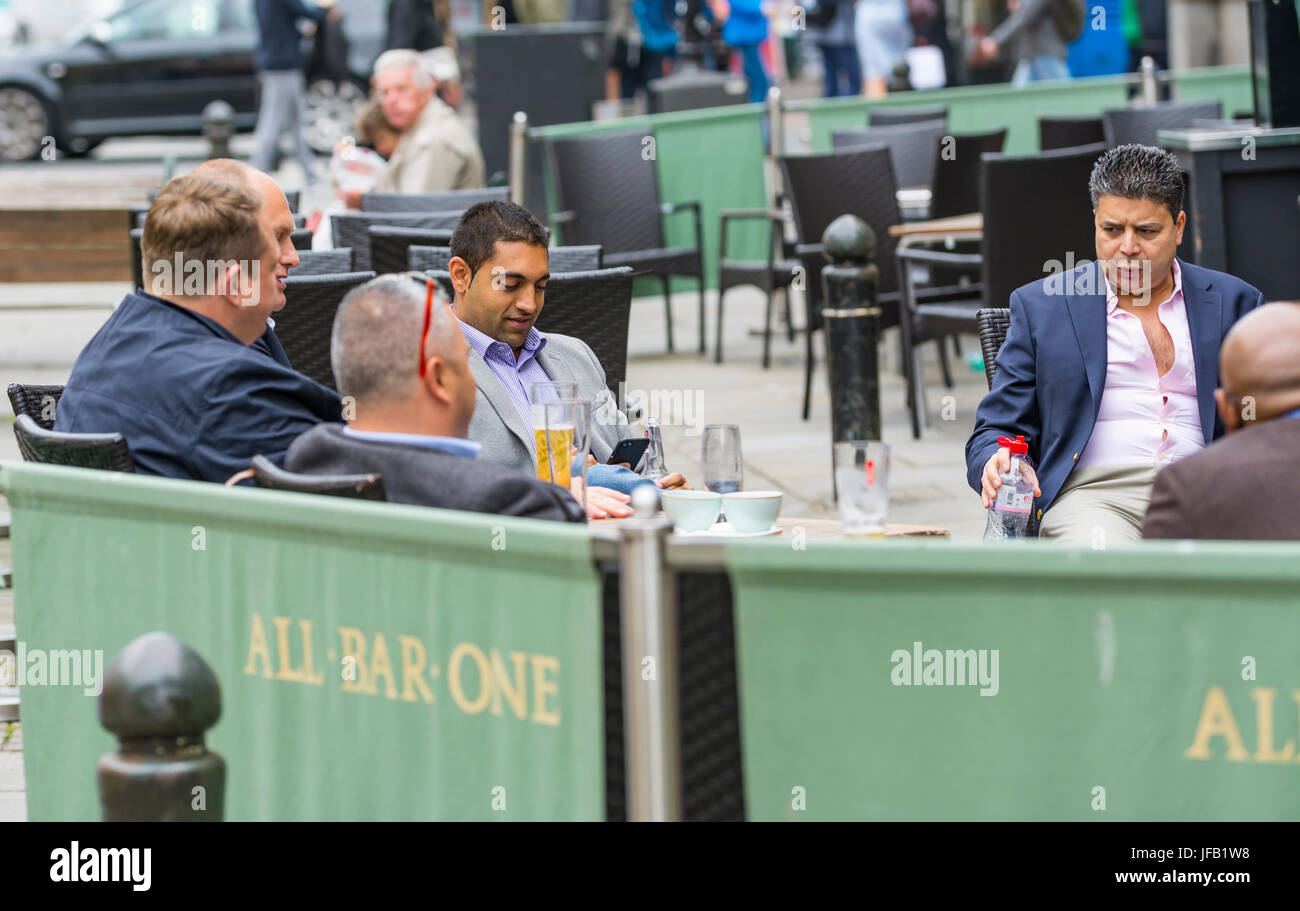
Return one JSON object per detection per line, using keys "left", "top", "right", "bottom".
{"left": 467, "top": 332, "right": 628, "bottom": 475}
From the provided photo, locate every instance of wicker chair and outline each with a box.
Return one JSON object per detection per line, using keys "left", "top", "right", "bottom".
{"left": 13, "top": 414, "right": 135, "bottom": 472}
{"left": 1038, "top": 114, "right": 1105, "bottom": 151}
{"left": 532, "top": 266, "right": 635, "bottom": 400}
{"left": 976, "top": 308, "right": 1012, "bottom": 389}
{"left": 545, "top": 130, "right": 705, "bottom": 354}
{"left": 1101, "top": 99, "right": 1222, "bottom": 150}
{"left": 361, "top": 187, "right": 508, "bottom": 212}
{"left": 928, "top": 128, "right": 1007, "bottom": 219}
{"left": 868, "top": 104, "right": 948, "bottom": 127}
{"left": 292, "top": 249, "right": 355, "bottom": 275}
{"left": 714, "top": 207, "right": 798, "bottom": 367}
{"left": 332, "top": 212, "right": 464, "bottom": 271}
{"left": 368, "top": 225, "right": 455, "bottom": 275}
{"left": 7, "top": 383, "right": 64, "bottom": 430}
{"left": 832, "top": 120, "right": 947, "bottom": 190}
{"left": 408, "top": 243, "right": 602, "bottom": 274}
{"left": 242, "top": 454, "right": 386, "bottom": 501}
{"left": 290, "top": 227, "right": 313, "bottom": 251}
{"left": 129, "top": 227, "right": 144, "bottom": 291}
{"left": 278, "top": 271, "right": 377, "bottom": 389}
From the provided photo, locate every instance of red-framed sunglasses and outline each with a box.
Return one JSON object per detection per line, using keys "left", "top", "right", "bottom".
{"left": 417, "top": 276, "right": 434, "bottom": 378}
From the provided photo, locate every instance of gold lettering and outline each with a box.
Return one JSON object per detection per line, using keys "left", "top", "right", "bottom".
{"left": 242, "top": 614, "right": 273, "bottom": 678}
{"left": 398, "top": 635, "right": 434, "bottom": 704}
{"left": 448, "top": 642, "right": 492, "bottom": 714}
{"left": 338, "top": 626, "right": 371, "bottom": 693}
{"left": 272, "top": 617, "right": 324, "bottom": 685}
{"left": 369, "top": 633, "right": 398, "bottom": 700}
{"left": 1185, "top": 686, "right": 1249, "bottom": 761}
{"left": 1251, "top": 687, "right": 1296, "bottom": 762}
{"left": 490, "top": 649, "right": 529, "bottom": 719}
{"left": 530, "top": 654, "right": 561, "bottom": 726}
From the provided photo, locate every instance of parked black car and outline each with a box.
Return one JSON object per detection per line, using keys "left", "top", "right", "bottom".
{"left": 0, "top": 0, "right": 384, "bottom": 161}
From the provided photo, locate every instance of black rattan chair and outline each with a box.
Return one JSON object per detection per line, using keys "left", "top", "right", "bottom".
{"left": 976, "top": 307, "right": 1011, "bottom": 389}
{"left": 245, "top": 454, "right": 386, "bottom": 501}
{"left": 832, "top": 120, "right": 947, "bottom": 190}
{"left": 368, "top": 225, "right": 456, "bottom": 275}
{"left": 545, "top": 130, "right": 705, "bottom": 354}
{"left": 1038, "top": 114, "right": 1105, "bottom": 151}
{"left": 290, "top": 227, "right": 313, "bottom": 251}
{"left": 533, "top": 266, "right": 635, "bottom": 400}
{"left": 292, "top": 248, "right": 355, "bottom": 275}
{"left": 360, "top": 187, "right": 508, "bottom": 212}
{"left": 333, "top": 213, "right": 463, "bottom": 271}
{"left": 868, "top": 104, "right": 948, "bottom": 127}
{"left": 715, "top": 207, "right": 798, "bottom": 367}
{"left": 129, "top": 227, "right": 144, "bottom": 291}
{"left": 278, "top": 271, "right": 377, "bottom": 389}
{"left": 1101, "top": 99, "right": 1222, "bottom": 150}
{"left": 928, "top": 128, "right": 1008, "bottom": 219}
{"left": 13, "top": 413, "right": 135, "bottom": 472}
{"left": 7, "top": 383, "right": 64, "bottom": 430}
{"left": 409, "top": 243, "right": 602, "bottom": 274}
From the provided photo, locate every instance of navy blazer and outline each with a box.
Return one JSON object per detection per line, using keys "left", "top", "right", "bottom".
{"left": 966, "top": 259, "right": 1263, "bottom": 520}
{"left": 55, "top": 292, "right": 341, "bottom": 482}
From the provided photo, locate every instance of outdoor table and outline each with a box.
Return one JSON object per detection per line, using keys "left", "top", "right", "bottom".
{"left": 888, "top": 211, "right": 983, "bottom": 242}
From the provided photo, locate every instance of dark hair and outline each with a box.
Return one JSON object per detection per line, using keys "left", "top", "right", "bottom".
{"left": 1088, "top": 144, "right": 1184, "bottom": 222}
{"left": 449, "top": 200, "right": 549, "bottom": 276}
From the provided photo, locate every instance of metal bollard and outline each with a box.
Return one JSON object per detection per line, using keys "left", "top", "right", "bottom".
{"left": 508, "top": 111, "right": 528, "bottom": 206}
{"left": 820, "top": 214, "right": 882, "bottom": 445}
{"left": 766, "top": 84, "right": 784, "bottom": 159}
{"left": 617, "top": 486, "right": 682, "bottom": 821}
{"left": 201, "top": 100, "right": 234, "bottom": 160}
{"left": 1139, "top": 56, "right": 1159, "bottom": 107}
{"left": 97, "top": 631, "right": 225, "bottom": 822}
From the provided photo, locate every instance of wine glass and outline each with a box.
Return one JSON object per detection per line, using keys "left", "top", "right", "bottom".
{"left": 702, "top": 425, "right": 743, "bottom": 522}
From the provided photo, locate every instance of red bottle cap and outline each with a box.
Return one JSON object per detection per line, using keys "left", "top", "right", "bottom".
{"left": 997, "top": 434, "right": 1029, "bottom": 455}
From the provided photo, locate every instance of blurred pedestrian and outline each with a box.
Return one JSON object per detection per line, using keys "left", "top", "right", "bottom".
{"left": 249, "top": 0, "right": 341, "bottom": 183}
{"left": 975, "top": 0, "right": 1078, "bottom": 85}
{"left": 806, "top": 0, "right": 861, "bottom": 97}
{"left": 421, "top": 45, "right": 465, "bottom": 109}
{"left": 386, "top": 0, "right": 443, "bottom": 52}
{"left": 708, "top": 0, "right": 769, "bottom": 104}
{"left": 605, "top": 0, "right": 676, "bottom": 101}
{"left": 855, "top": 0, "right": 912, "bottom": 98}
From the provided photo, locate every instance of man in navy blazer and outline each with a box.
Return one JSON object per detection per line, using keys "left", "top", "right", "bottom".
{"left": 966, "top": 145, "right": 1263, "bottom": 542}
{"left": 55, "top": 163, "right": 340, "bottom": 481}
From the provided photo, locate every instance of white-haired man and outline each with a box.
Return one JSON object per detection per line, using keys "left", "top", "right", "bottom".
{"left": 372, "top": 48, "right": 484, "bottom": 194}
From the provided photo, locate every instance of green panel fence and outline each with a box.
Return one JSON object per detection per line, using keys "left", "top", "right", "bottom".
{"left": 727, "top": 537, "right": 1300, "bottom": 821}
{"left": 1, "top": 462, "right": 604, "bottom": 821}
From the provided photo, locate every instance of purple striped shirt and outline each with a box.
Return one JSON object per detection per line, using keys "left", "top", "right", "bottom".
{"left": 457, "top": 317, "right": 550, "bottom": 453}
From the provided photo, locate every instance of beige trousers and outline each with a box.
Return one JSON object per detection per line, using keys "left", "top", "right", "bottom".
{"left": 1038, "top": 465, "right": 1158, "bottom": 547}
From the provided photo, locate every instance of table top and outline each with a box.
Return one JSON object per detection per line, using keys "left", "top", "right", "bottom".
{"left": 888, "top": 212, "right": 982, "bottom": 238}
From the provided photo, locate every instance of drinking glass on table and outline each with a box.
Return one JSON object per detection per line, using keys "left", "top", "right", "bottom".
{"left": 537, "top": 398, "right": 590, "bottom": 510}
{"left": 833, "top": 440, "right": 889, "bottom": 536}
{"left": 529, "top": 381, "right": 579, "bottom": 422}
{"left": 702, "top": 425, "right": 743, "bottom": 523}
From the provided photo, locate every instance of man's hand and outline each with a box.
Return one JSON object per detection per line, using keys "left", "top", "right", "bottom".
{"left": 709, "top": 0, "right": 730, "bottom": 22}
{"left": 656, "top": 473, "right": 689, "bottom": 490}
{"left": 337, "top": 187, "right": 363, "bottom": 209}
{"left": 978, "top": 36, "right": 998, "bottom": 62}
{"left": 980, "top": 446, "right": 1041, "bottom": 509}
{"left": 585, "top": 486, "right": 632, "bottom": 519}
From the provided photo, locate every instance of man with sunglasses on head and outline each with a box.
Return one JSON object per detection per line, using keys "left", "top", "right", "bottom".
{"left": 447, "top": 201, "right": 689, "bottom": 519}
{"left": 285, "top": 274, "right": 586, "bottom": 522}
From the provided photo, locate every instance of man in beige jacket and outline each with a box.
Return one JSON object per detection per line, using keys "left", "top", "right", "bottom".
{"left": 370, "top": 48, "right": 485, "bottom": 195}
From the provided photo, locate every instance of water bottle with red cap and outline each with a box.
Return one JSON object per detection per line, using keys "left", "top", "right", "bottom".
{"left": 983, "top": 434, "right": 1034, "bottom": 540}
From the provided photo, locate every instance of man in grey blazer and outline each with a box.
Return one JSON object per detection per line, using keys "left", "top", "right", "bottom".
{"left": 447, "top": 200, "right": 688, "bottom": 518}
{"left": 286, "top": 274, "right": 585, "bottom": 523}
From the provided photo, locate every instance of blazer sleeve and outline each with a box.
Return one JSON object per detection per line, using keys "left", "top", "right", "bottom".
{"left": 1141, "top": 462, "right": 1194, "bottom": 540}
{"left": 495, "top": 477, "right": 588, "bottom": 523}
{"left": 965, "top": 288, "right": 1042, "bottom": 494}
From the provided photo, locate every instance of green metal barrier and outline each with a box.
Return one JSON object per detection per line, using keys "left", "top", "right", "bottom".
{"left": 726, "top": 537, "right": 1300, "bottom": 821}
{"left": 1, "top": 462, "right": 604, "bottom": 821}
{"left": 798, "top": 66, "right": 1253, "bottom": 155}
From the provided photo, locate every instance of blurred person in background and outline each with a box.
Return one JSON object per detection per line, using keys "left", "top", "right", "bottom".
{"left": 806, "top": 0, "right": 861, "bottom": 97}
{"left": 354, "top": 99, "right": 401, "bottom": 159}
{"left": 605, "top": 0, "right": 676, "bottom": 101}
{"left": 973, "top": 0, "right": 1076, "bottom": 86}
{"left": 250, "top": 0, "right": 341, "bottom": 183}
{"left": 422, "top": 45, "right": 465, "bottom": 109}
{"left": 855, "top": 0, "right": 911, "bottom": 97}
{"left": 386, "top": 0, "right": 443, "bottom": 51}
{"left": 708, "top": 0, "right": 769, "bottom": 104}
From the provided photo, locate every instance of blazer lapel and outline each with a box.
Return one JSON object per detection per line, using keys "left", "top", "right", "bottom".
{"left": 1064, "top": 259, "right": 1109, "bottom": 414}
{"left": 468, "top": 349, "right": 533, "bottom": 454}
{"left": 1180, "top": 263, "right": 1223, "bottom": 442}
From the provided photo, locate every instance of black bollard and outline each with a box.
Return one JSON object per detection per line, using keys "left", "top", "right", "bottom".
{"left": 201, "top": 101, "right": 234, "bottom": 160}
{"left": 820, "top": 214, "right": 883, "bottom": 447}
{"left": 97, "top": 631, "right": 225, "bottom": 822}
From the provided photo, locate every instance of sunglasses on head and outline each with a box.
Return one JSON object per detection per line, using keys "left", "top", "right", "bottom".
{"left": 396, "top": 271, "right": 451, "bottom": 378}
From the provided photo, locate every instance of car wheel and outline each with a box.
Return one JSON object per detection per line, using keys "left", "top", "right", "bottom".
{"left": 0, "top": 86, "right": 52, "bottom": 161}
{"left": 303, "top": 78, "right": 367, "bottom": 155}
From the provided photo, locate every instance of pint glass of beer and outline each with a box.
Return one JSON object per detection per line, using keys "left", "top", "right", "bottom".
{"left": 536, "top": 398, "right": 590, "bottom": 507}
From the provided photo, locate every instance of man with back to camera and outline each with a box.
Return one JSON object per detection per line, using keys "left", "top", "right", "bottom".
{"left": 966, "top": 144, "right": 1263, "bottom": 544}
{"left": 446, "top": 200, "right": 690, "bottom": 518}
